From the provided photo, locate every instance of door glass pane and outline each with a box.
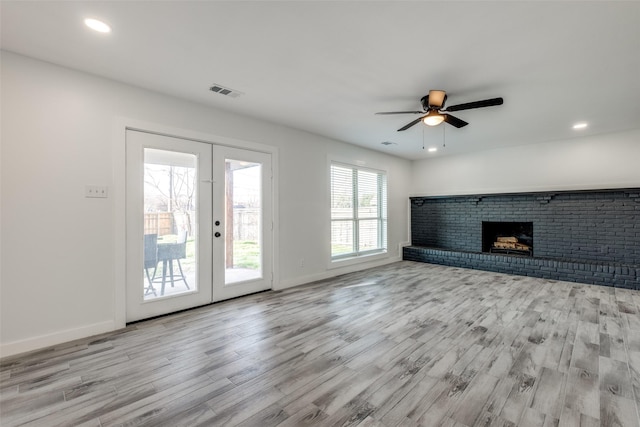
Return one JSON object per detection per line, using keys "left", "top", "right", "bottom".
{"left": 143, "top": 148, "right": 197, "bottom": 299}
{"left": 225, "top": 159, "right": 262, "bottom": 284}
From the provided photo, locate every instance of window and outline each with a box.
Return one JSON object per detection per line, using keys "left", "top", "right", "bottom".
{"left": 330, "top": 163, "right": 387, "bottom": 260}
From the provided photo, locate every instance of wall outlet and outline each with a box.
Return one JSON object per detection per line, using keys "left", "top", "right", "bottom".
{"left": 85, "top": 185, "right": 108, "bottom": 198}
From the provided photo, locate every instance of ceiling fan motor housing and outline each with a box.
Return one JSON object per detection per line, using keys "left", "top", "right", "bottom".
{"left": 420, "top": 96, "right": 430, "bottom": 110}
{"left": 421, "top": 90, "right": 447, "bottom": 110}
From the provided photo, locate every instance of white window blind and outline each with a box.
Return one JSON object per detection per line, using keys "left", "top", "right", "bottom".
{"left": 330, "top": 163, "right": 387, "bottom": 260}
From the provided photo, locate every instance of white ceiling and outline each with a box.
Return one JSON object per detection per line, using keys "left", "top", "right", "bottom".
{"left": 2, "top": 1, "right": 639, "bottom": 160}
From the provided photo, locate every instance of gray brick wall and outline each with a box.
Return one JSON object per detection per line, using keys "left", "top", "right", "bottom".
{"left": 403, "top": 247, "right": 639, "bottom": 289}
{"left": 407, "top": 189, "right": 640, "bottom": 289}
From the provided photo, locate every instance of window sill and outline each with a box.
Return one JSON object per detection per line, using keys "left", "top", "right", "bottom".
{"left": 328, "top": 251, "right": 388, "bottom": 269}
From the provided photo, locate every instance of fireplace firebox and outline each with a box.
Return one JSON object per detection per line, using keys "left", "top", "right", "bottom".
{"left": 482, "top": 222, "right": 533, "bottom": 256}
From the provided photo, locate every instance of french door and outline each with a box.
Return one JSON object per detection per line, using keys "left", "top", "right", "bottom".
{"left": 125, "top": 130, "right": 272, "bottom": 322}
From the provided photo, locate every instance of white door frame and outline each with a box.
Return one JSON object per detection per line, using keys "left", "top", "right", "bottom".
{"left": 113, "top": 119, "right": 279, "bottom": 328}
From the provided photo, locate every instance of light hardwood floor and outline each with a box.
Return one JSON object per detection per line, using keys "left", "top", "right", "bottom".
{"left": 2, "top": 261, "right": 640, "bottom": 426}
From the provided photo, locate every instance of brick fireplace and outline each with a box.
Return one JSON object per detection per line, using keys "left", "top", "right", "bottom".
{"left": 404, "top": 189, "right": 640, "bottom": 289}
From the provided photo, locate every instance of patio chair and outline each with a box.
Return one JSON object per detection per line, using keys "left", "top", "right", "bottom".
{"left": 156, "top": 230, "right": 190, "bottom": 295}
{"left": 143, "top": 234, "right": 158, "bottom": 297}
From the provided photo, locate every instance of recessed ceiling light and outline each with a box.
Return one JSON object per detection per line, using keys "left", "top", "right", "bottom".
{"left": 84, "top": 18, "right": 111, "bottom": 33}
{"left": 573, "top": 122, "right": 588, "bottom": 130}
{"left": 428, "top": 147, "right": 438, "bottom": 152}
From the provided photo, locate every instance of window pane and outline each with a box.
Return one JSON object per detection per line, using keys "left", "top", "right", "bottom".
{"left": 330, "top": 162, "right": 387, "bottom": 260}
{"left": 331, "top": 165, "right": 353, "bottom": 219}
{"left": 331, "top": 220, "right": 354, "bottom": 256}
{"left": 381, "top": 175, "right": 388, "bottom": 249}
{"left": 358, "top": 219, "right": 380, "bottom": 251}
{"left": 357, "top": 170, "right": 378, "bottom": 219}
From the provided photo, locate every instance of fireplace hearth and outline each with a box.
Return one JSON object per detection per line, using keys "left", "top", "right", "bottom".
{"left": 407, "top": 189, "right": 639, "bottom": 289}
{"left": 482, "top": 221, "right": 533, "bottom": 256}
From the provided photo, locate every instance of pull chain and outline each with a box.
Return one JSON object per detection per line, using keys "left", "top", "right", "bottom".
{"left": 442, "top": 122, "right": 446, "bottom": 148}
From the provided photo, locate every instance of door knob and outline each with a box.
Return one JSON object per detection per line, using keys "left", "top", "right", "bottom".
{"left": 214, "top": 232, "right": 221, "bottom": 238}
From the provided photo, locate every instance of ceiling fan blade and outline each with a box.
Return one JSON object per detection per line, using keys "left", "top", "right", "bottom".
{"left": 375, "top": 111, "right": 424, "bottom": 115}
{"left": 398, "top": 115, "right": 427, "bottom": 131}
{"left": 445, "top": 97, "right": 503, "bottom": 112}
{"left": 443, "top": 114, "right": 469, "bottom": 128}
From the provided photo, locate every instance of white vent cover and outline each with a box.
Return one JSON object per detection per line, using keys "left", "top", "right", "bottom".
{"left": 209, "top": 84, "right": 243, "bottom": 98}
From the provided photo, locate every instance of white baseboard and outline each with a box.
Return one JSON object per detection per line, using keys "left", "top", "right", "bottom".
{"left": 0, "top": 320, "right": 116, "bottom": 359}
{"left": 2, "top": 247, "right": 410, "bottom": 358}
{"left": 275, "top": 254, "right": 402, "bottom": 291}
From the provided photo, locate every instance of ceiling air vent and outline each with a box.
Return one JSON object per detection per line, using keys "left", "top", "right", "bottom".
{"left": 209, "top": 84, "right": 243, "bottom": 99}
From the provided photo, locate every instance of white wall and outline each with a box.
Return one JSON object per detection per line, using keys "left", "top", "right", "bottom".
{"left": 0, "top": 51, "right": 411, "bottom": 357}
{"left": 411, "top": 129, "right": 640, "bottom": 196}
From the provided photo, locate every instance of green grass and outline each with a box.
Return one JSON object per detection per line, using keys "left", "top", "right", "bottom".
{"left": 161, "top": 237, "right": 260, "bottom": 271}
{"left": 233, "top": 240, "right": 260, "bottom": 270}
{"left": 331, "top": 243, "right": 353, "bottom": 256}
{"left": 183, "top": 239, "right": 260, "bottom": 270}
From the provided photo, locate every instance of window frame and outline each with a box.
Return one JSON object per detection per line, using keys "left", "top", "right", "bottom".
{"left": 330, "top": 161, "right": 387, "bottom": 262}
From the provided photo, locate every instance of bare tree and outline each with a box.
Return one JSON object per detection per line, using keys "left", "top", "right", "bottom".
{"left": 144, "top": 165, "right": 196, "bottom": 236}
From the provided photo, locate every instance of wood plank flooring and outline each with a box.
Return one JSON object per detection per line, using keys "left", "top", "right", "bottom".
{"left": 2, "top": 261, "right": 640, "bottom": 426}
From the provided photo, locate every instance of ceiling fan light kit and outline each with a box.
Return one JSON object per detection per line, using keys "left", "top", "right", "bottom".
{"left": 423, "top": 111, "right": 445, "bottom": 126}
{"left": 376, "top": 89, "right": 503, "bottom": 131}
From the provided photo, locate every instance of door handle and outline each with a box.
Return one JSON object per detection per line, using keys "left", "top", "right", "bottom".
{"left": 214, "top": 232, "right": 221, "bottom": 238}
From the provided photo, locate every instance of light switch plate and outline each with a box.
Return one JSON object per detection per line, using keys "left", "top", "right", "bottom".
{"left": 85, "top": 185, "right": 108, "bottom": 198}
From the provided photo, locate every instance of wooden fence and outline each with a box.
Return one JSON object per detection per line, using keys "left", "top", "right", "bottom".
{"left": 144, "top": 212, "right": 174, "bottom": 236}
{"left": 232, "top": 208, "right": 259, "bottom": 240}
{"left": 144, "top": 210, "right": 258, "bottom": 240}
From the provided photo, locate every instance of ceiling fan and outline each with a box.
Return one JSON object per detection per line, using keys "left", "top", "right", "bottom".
{"left": 376, "top": 90, "right": 503, "bottom": 131}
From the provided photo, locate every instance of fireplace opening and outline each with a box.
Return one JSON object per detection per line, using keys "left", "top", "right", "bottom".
{"left": 482, "top": 221, "right": 533, "bottom": 256}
